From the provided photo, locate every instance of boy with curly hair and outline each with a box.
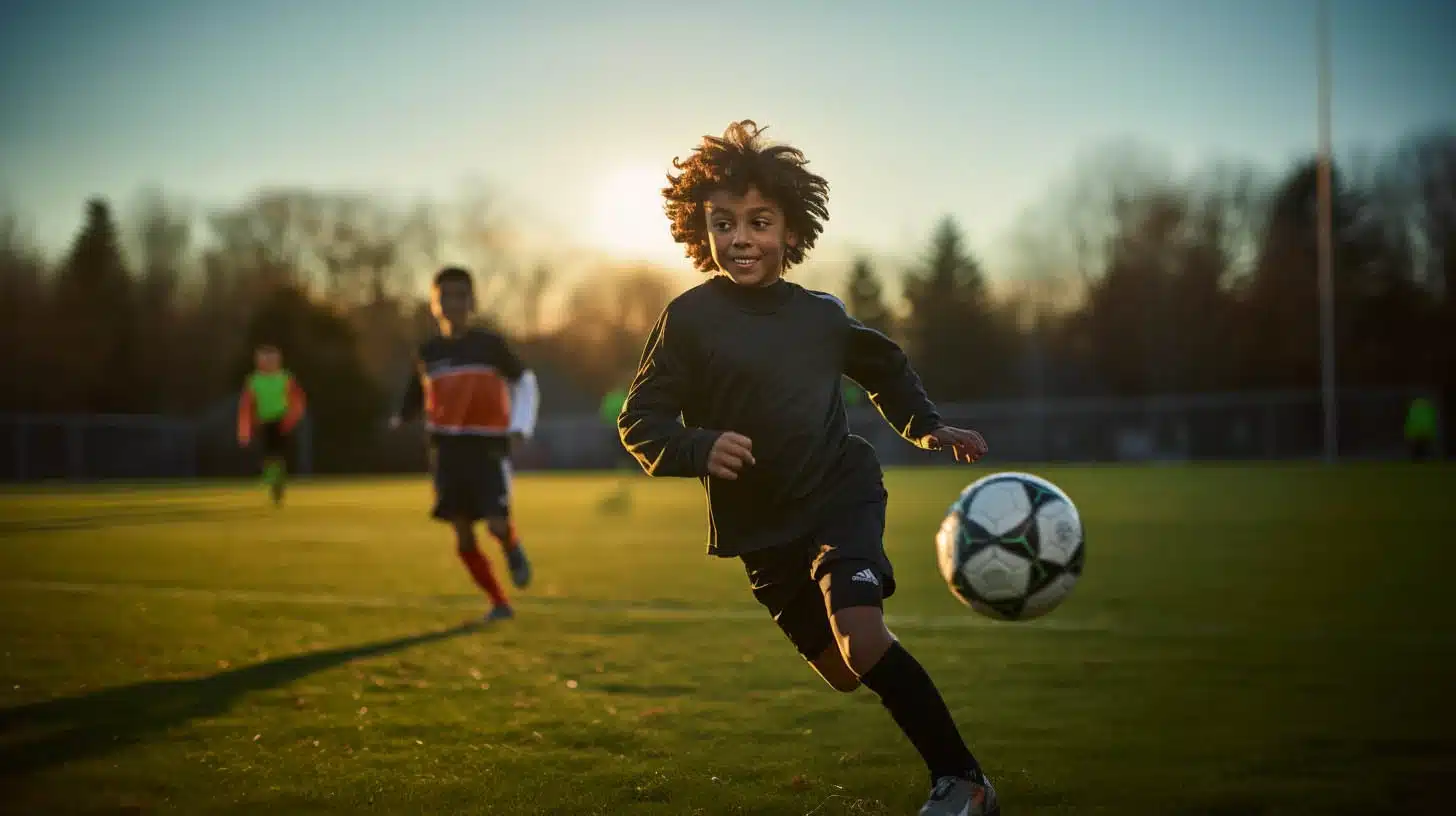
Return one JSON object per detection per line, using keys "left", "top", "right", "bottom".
{"left": 617, "top": 121, "right": 999, "bottom": 815}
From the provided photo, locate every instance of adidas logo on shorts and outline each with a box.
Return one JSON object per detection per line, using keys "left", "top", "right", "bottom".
{"left": 851, "top": 568, "right": 879, "bottom": 586}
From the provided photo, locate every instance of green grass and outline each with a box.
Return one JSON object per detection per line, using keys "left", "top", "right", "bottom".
{"left": 1, "top": 464, "right": 1454, "bottom": 815}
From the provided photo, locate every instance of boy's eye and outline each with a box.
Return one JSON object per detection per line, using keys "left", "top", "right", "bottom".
{"left": 752, "top": 219, "right": 771, "bottom": 229}
{"left": 712, "top": 221, "right": 732, "bottom": 231}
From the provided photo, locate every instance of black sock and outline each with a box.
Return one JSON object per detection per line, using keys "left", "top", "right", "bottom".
{"left": 859, "top": 640, "right": 980, "bottom": 783}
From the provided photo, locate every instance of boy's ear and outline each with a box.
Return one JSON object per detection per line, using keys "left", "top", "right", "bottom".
{"left": 786, "top": 230, "right": 799, "bottom": 249}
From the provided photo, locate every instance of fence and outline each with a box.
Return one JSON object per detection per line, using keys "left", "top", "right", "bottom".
{"left": 531, "top": 386, "right": 1444, "bottom": 470}
{"left": 863, "top": 387, "right": 1442, "bottom": 467}
{"left": 0, "top": 412, "right": 313, "bottom": 482}
{"left": 1, "top": 414, "right": 200, "bottom": 482}
{"left": 0, "top": 387, "right": 1442, "bottom": 482}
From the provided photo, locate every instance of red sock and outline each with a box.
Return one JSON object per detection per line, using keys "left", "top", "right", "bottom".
{"left": 458, "top": 549, "right": 508, "bottom": 607}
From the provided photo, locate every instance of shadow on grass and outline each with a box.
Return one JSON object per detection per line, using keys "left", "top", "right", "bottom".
{"left": 0, "top": 624, "right": 475, "bottom": 778}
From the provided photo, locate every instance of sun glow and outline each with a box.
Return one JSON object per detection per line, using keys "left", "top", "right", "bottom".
{"left": 589, "top": 164, "right": 679, "bottom": 263}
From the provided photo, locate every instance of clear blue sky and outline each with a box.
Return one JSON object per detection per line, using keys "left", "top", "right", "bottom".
{"left": 2, "top": 0, "right": 1453, "bottom": 280}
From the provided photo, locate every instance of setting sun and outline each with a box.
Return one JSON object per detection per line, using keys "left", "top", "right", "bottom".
{"left": 589, "top": 164, "right": 677, "bottom": 263}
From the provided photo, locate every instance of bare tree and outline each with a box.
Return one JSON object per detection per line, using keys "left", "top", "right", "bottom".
{"left": 554, "top": 263, "right": 679, "bottom": 395}
{"left": 123, "top": 188, "right": 195, "bottom": 410}
{"left": 0, "top": 207, "right": 51, "bottom": 410}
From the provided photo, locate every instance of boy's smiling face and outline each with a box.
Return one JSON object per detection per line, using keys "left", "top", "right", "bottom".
{"left": 705, "top": 186, "right": 797, "bottom": 287}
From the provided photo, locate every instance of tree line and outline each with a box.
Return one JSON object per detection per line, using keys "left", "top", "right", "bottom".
{"left": 1, "top": 126, "right": 1452, "bottom": 469}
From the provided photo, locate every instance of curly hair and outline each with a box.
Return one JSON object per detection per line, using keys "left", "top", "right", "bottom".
{"left": 662, "top": 120, "right": 830, "bottom": 274}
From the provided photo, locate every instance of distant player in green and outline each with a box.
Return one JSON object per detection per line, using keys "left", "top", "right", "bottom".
{"left": 600, "top": 386, "right": 628, "bottom": 429}
{"left": 237, "top": 345, "right": 307, "bottom": 505}
{"left": 599, "top": 386, "right": 634, "bottom": 513}
{"left": 1405, "top": 396, "right": 1439, "bottom": 462}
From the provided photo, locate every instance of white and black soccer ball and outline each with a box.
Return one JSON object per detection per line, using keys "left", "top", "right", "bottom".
{"left": 935, "top": 472, "right": 1085, "bottom": 621}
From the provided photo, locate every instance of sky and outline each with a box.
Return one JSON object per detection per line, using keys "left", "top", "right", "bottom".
{"left": 2, "top": 0, "right": 1454, "bottom": 287}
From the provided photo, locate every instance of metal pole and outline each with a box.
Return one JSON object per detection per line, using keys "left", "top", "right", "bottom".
{"left": 1316, "top": 0, "right": 1338, "bottom": 463}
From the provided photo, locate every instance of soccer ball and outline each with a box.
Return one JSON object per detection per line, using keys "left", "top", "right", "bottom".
{"left": 935, "top": 472, "right": 1085, "bottom": 621}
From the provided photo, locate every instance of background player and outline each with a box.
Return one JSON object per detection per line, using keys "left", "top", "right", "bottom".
{"left": 597, "top": 383, "right": 634, "bottom": 514}
{"left": 618, "top": 121, "right": 998, "bottom": 815}
{"left": 391, "top": 266, "right": 538, "bottom": 622}
{"left": 236, "top": 344, "right": 306, "bottom": 506}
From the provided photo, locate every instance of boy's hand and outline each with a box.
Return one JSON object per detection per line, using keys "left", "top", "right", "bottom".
{"left": 707, "top": 432, "right": 755, "bottom": 480}
{"left": 237, "top": 430, "right": 251, "bottom": 448}
{"left": 922, "top": 426, "right": 987, "bottom": 463}
{"left": 388, "top": 416, "right": 403, "bottom": 430}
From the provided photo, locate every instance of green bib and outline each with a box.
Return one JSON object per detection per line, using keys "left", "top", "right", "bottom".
{"left": 1405, "top": 397, "right": 1438, "bottom": 441}
{"left": 248, "top": 370, "right": 293, "bottom": 422}
{"left": 600, "top": 388, "right": 627, "bottom": 426}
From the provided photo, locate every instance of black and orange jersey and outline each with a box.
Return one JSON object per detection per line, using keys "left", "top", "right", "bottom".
{"left": 398, "top": 328, "right": 537, "bottom": 448}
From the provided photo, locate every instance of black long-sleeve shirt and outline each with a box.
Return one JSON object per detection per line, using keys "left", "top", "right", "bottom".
{"left": 618, "top": 275, "right": 943, "bottom": 556}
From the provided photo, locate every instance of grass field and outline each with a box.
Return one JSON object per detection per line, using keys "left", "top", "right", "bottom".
{"left": 1, "top": 465, "right": 1454, "bottom": 815}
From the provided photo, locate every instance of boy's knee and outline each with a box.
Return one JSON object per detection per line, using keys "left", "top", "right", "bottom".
{"left": 484, "top": 517, "right": 511, "bottom": 541}
{"left": 809, "top": 645, "right": 861, "bottom": 692}
{"left": 830, "top": 608, "right": 894, "bottom": 676}
{"left": 453, "top": 521, "right": 478, "bottom": 553}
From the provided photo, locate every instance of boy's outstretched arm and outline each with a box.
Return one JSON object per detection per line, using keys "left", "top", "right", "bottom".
{"left": 281, "top": 376, "right": 307, "bottom": 433}
{"left": 844, "top": 317, "right": 987, "bottom": 462}
{"left": 392, "top": 367, "right": 424, "bottom": 428}
{"left": 617, "top": 309, "right": 722, "bottom": 478}
{"left": 237, "top": 387, "right": 256, "bottom": 446}
{"left": 496, "top": 339, "right": 539, "bottom": 441}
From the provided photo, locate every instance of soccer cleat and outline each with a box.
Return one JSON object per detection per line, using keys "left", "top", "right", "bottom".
{"left": 919, "top": 774, "right": 999, "bottom": 816}
{"left": 506, "top": 547, "right": 532, "bottom": 589}
{"left": 484, "top": 605, "right": 515, "bottom": 622}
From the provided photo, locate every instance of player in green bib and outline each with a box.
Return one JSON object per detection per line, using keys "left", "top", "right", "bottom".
{"left": 237, "top": 345, "right": 308, "bottom": 505}
{"left": 599, "top": 386, "right": 634, "bottom": 513}
{"left": 600, "top": 387, "right": 628, "bottom": 431}
{"left": 1405, "top": 396, "right": 1439, "bottom": 462}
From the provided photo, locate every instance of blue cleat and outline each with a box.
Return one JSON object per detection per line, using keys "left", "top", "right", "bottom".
{"left": 484, "top": 605, "right": 515, "bottom": 623}
{"left": 506, "top": 547, "right": 532, "bottom": 589}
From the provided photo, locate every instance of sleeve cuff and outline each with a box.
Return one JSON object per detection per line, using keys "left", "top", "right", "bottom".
{"left": 690, "top": 429, "right": 722, "bottom": 477}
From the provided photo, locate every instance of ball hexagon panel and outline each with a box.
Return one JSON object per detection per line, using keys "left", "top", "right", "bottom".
{"left": 1033, "top": 498, "right": 1083, "bottom": 568}
{"left": 963, "top": 479, "right": 1032, "bottom": 537}
{"left": 959, "top": 545, "right": 1031, "bottom": 602}
{"left": 1018, "top": 572, "right": 1079, "bottom": 619}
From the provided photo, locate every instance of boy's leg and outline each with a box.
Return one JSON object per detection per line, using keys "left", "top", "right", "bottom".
{"left": 259, "top": 423, "right": 287, "bottom": 505}
{"left": 741, "top": 540, "right": 859, "bottom": 692}
{"left": 814, "top": 494, "right": 995, "bottom": 813}
{"left": 482, "top": 456, "right": 530, "bottom": 589}
{"left": 599, "top": 446, "right": 636, "bottom": 515}
{"left": 451, "top": 518, "right": 511, "bottom": 613}
{"left": 432, "top": 448, "right": 511, "bottom": 615}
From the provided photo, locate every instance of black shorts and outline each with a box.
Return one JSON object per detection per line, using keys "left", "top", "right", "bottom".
{"left": 739, "top": 486, "right": 894, "bottom": 659}
{"left": 430, "top": 444, "right": 512, "bottom": 523}
{"left": 256, "top": 422, "right": 289, "bottom": 458}
{"left": 1408, "top": 439, "right": 1433, "bottom": 462}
